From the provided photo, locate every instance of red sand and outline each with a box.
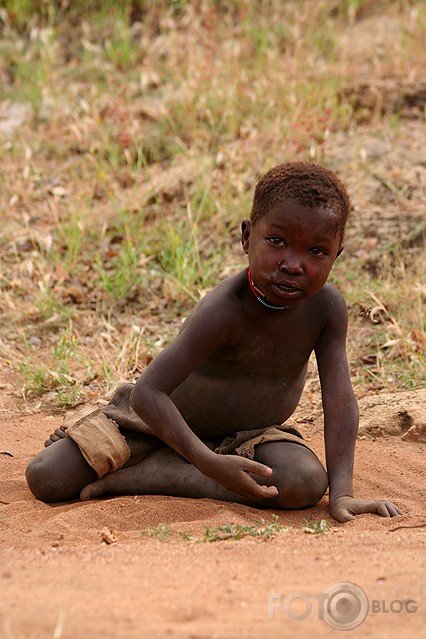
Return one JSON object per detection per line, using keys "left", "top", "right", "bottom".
{"left": 1, "top": 412, "right": 425, "bottom": 638}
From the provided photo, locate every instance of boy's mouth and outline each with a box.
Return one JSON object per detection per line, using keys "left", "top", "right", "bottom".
{"left": 273, "top": 281, "right": 303, "bottom": 294}
{"left": 270, "top": 280, "right": 304, "bottom": 300}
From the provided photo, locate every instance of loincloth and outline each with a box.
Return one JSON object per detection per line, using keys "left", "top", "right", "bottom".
{"left": 62, "top": 383, "right": 313, "bottom": 477}
{"left": 63, "top": 405, "right": 131, "bottom": 478}
{"left": 214, "top": 426, "right": 313, "bottom": 459}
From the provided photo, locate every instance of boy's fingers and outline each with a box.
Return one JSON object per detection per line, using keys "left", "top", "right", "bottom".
{"left": 376, "top": 503, "right": 391, "bottom": 517}
{"left": 245, "top": 460, "right": 273, "bottom": 477}
{"left": 260, "top": 485, "right": 279, "bottom": 497}
{"left": 239, "top": 472, "right": 278, "bottom": 499}
{"left": 247, "top": 482, "right": 278, "bottom": 500}
{"left": 361, "top": 500, "right": 403, "bottom": 518}
{"left": 331, "top": 498, "right": 404, "bottom": 522}
{"left": 383, "top": 502, "right": 403, "bottom": 517}
{"left": 355, "top": 500, "right": 403, "bottom": 518}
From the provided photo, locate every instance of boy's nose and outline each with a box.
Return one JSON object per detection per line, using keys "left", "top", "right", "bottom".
{"left": 278, "top": 256, "right": 303, "bottom": 275}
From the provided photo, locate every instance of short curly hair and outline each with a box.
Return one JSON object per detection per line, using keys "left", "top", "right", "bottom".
{"left": 250, "top": 162, "right": 351, "bottom": 240}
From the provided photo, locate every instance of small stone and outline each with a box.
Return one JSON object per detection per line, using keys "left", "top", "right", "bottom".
{"left": 101, "top": 527, "right": 117, "bottom": 544}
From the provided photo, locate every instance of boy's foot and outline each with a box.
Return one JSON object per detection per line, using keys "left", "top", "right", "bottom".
{"left": 80, "top": 475, "right": 119, "bottom": 500}
{"left": 79, "top": 447, "right": 191, "bottom": 501}
{"left": 44, "top": 427, "right": 67, "bottom": 447}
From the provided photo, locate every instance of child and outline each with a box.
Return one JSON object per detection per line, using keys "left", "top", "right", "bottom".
{"left": 26, "top": 162, "right": 402, "bottom": 522}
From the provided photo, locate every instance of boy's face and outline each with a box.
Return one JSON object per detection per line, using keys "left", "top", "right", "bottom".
{"left": 241, "top": 198, "right": 343, "bottom": 307}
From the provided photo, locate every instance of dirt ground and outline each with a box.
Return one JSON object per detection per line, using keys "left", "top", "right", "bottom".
{"left": 1, "top": 401, "right": 425, "bottom": 639}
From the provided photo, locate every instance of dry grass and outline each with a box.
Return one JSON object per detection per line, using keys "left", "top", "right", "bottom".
{"left": 0, "top": 0, "right": 425, "bottom": 410}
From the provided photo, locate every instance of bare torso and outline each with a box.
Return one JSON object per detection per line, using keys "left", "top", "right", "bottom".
{"left": 170, "top": 270, "right": 329, "bottom": 440}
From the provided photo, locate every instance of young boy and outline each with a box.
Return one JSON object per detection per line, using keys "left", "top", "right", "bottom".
{"left": 26, "top": 162, "right": 402, "bottom": 523}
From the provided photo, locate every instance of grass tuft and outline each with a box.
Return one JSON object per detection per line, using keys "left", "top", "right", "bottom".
{"left": 302, "top": 519, "right": 333, "bottom": 534}
{"left": 203, "top": 515, "right": 286, "bottom": 542}
{"left": 140, "top": 515, "right": 288, "bottom": 543}
{"left": 141, "top": 522, "right": 175, "bottom": 543}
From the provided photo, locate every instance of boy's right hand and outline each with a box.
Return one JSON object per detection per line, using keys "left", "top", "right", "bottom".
{"left": 202, "top": 454, "right": 279, "bottom": 501}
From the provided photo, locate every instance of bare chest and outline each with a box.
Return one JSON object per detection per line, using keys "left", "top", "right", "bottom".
{"left": 202, "top": 310, "right": 321, "bottom": 378}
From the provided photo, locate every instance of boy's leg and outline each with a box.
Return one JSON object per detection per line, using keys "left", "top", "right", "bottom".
{"left": 26, "top": 437, "right": 98, "bottom": 502}
{"left": 25, "top": 430, "right": 163, "bottom": 503}
{"left": 254, "top": 441, "right": 328, "bottom": 508}
{"left": 80, "top": 441, "right": 328, "bottom": 509}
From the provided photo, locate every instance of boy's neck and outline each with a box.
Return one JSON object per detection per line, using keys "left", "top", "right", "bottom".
{"left": 247, "top": 268, "right": 290, "bottom": 310}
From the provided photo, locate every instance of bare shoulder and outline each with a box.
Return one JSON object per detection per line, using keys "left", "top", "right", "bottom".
{"left": 136, "top": 273, "right": 246, "bottom": 393}
{"left": 314, "top": 283, "right": 348, "bottom": 327}
{"left": 179, "top": 271, "right": 245, "bottom": 342}
{"left": 313, "top": 283, "right": 349, "bottom": 366}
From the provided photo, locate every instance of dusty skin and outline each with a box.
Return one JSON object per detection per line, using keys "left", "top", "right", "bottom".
{"left": 1, "top": 411, "right": 425, "bottom": 639}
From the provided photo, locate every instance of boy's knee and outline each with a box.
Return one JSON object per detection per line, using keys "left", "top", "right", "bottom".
{"left": 25, "top": 454, "right": 58, "bottom": 503}
{"left": 25, "top": 437, "right": 96, "bottom": 503}
{"left": 270, "top": 456, "right": 328, "bottom": 509}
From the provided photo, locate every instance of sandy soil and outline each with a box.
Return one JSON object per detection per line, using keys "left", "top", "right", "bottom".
{"left": 1, "top": 408, "right": 425, "bottom": 639}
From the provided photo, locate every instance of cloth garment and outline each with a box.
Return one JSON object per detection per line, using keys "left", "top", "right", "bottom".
{"left": 64, "top": 405, "right": 131, "bottom": 477}
{"left": 216, "top": 426, "right": 313, "bottom": 459}
{"left": 62, "top": 383, "right": 312, "bottom": 476}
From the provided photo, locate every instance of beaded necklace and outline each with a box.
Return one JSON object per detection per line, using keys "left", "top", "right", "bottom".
{"left": 247, "top": 268, "right": 290, "bottom": 310}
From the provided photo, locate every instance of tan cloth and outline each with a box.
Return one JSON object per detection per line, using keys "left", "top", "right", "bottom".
{"left": 233, "top": 427, "right": 313, "bottom": 459}
{"left": 62, "top": 383, "right": 313, "bottom": 477}
{"left": 64, "top": 405, "right": 130, "bottom": 478}
{"left": 215, "top": 425, "right": 313, "bottom": 459}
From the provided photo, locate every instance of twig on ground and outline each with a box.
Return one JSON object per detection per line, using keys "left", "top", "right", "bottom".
{"left": 388, "top": 523, "right": 426, "bottom": 532}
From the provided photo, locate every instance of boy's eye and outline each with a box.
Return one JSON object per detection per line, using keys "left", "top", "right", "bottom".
{"left": 267, "top": 237, "right": 285, "bottom": 246}
{"left": 309, "top": 247, "right": 326, "bottom": 256}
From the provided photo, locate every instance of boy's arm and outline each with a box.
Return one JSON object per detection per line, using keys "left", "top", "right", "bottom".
{"left": 315, "top": 288, "right": 402, "bottom": 522}
{"left": 129, "top": 299, "right": 278, "bottom": 501}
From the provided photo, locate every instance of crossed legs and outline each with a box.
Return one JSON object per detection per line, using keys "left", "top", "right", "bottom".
{"left": 26, "top": 435, "right": 328, "bottom": 509}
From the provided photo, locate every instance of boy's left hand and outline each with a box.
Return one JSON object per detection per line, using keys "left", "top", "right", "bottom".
{"left": 330, "top": 496, "right": 404, "bottom": 522}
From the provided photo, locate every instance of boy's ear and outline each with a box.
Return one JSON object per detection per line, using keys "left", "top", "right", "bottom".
{"left": 241, "top": 219, "right": 251, "bottom": 254}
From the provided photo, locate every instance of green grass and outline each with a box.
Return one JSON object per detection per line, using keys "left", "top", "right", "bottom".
{"left": 19, "top": 327, "right": 95, "bottom": 407}
{"left": 202, "top": 515, "right": 286, "bottom": 542}
{"left": 140, "top": 515, "right": 287, "bottom": 543}
{"left": 338, "top": 248, "right": 426, "bottom": 390}
{"left": 96, "top": 240, "right": 141, "bottom": 301}
{"left": 157, "top": 212, "right": 217, "bottom": 301}
{"left": 33, "top": 286, "right": 75, "bottom": 325}
{"left": 141, "top": 522, "right": 175, "bottom": 543}
{"left": 0, "top": 0, "right": 424, "bottom": 407}
{"left": 139, "top": 517, "right": 336, "bottom": 542}
{"left": 302, "top": 519, "right": 333, "bottom": 534}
